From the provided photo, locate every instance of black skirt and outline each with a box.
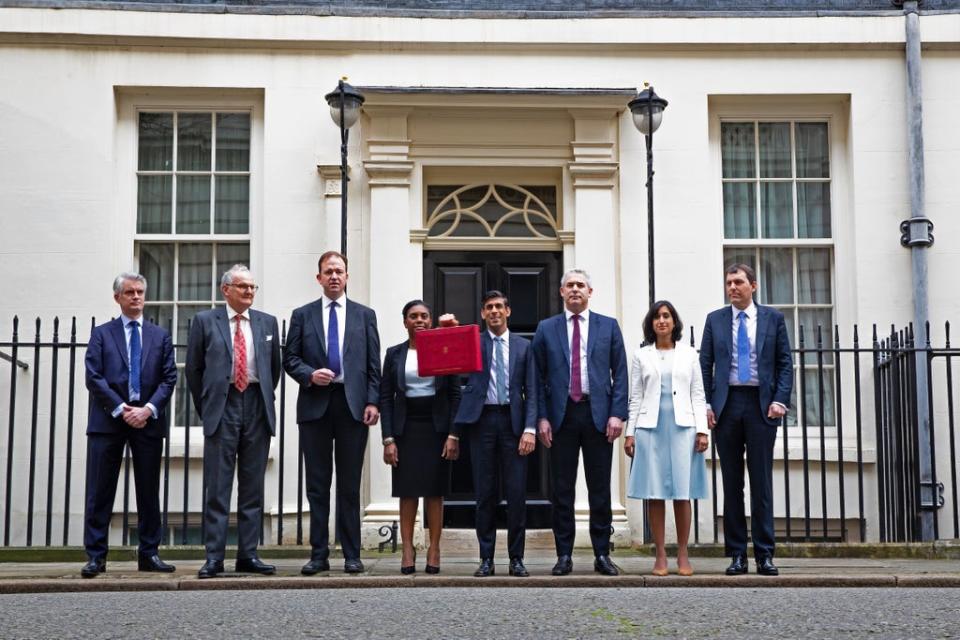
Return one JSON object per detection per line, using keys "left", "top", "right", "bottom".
{"left": 392, "top": 396, "right": 448, "bottom": 498}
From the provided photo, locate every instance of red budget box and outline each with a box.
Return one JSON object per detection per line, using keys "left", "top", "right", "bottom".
{"left": 416, "top": 324, "right": 483, "bottom": 376}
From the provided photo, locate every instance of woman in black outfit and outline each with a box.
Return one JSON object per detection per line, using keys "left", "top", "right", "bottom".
{"left": 380, "top": 300, "right": 461, "bottom": 574}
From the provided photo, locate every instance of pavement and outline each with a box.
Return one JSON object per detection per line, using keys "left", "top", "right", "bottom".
{"left": 3, "top": 549, "right": 960, "bottom": 593}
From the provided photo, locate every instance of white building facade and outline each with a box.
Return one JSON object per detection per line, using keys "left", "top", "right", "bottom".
{"left": 0, "top": 0, "right": 958, "bottom": 550}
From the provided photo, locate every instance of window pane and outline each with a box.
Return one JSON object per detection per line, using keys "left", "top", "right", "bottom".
{"left": 797, "top": 182, "right": 832, "bottom": 238}
{"left": 177, "top": 113, "right": 212, "bottom": 171}
{"left": 216, "top": 113, "right": 251, "bottom": 172}
{"left": 799, "top": 308, "right": 834, "bottom": 350}
{"left": 723, "top": 248, "right": 756, "bottom": 274}
{"left": 796, "top": 123, "right": 830, "bottom": 179}
{"left": 138, "top": 113, "right": 173, "bottom": 171}
{"left": 176, "top": 175, "right": 211, "bottom": 234}
{"left": 760, "top": 182, "right": 794, "bottom": 239}
{"left": 721, "top": 123, "right": 755, "bottom": 179}
{"left": 175, "top": 375, "right": 202, "bottom": 427}
{"left": 143, "top": 304, "right": 173, "bottom": 335}
{"left": 178, "top": 243, "right": 213, "bottom": 301}
{"left": 138, "top": 243, "right": 174, "bottom": 301}
{"left": 759, "top": 248, "right": 794, "bottom": 305}
{"left": 216, "top": 244, "right": 251, "bottom": 285}
{"left": 758, "top": 122, "right": 791, "bottom": 179}
{"left": 782, "top": 308, "right": 797, "bottom": 347}
{"left": 723, "top": 183, "right": 756, "bottom": 239}
{"left": 176, "top": 305, "right": 206, "bottom": 364}
{"left": 137, "top": 175, "right": 172, "bottom": 233}
{"left": 215, "top": 176, "right": 249, "bottom": 234}
{"left": 797, "top": 249, "right": 832, "bottom": 304}
{"left": 803, "top": 368, "right": 836, "bottom": 426}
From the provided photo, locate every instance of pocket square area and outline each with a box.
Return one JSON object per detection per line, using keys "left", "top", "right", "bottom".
{"left": 265, "top": 335, "right": 274, "bottom": 341}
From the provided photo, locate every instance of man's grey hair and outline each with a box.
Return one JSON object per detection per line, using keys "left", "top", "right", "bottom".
{"left": 113, "top": 272, "right": 147, "bottom": 295}
{"left": 220, "top": 264, "right": 254, "bottom": 287}
{"left": 561, "top": 268, "right": 592, "bottom": 288}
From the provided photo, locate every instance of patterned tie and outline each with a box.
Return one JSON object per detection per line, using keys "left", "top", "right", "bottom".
{"left": 129, "top": 320, "right": 141, "bottom": 400}
{"left": 737, "top": 310, "right": 751, "bottom": 384}
{"left": 570, "top": 314, "right": 583, "bottom": 402}
{"left": 494, "top": 336, "right": 508, "bottom": 405}
{"left": 233, "top": 315, "right": 249, "bottom": 392}
{"left": 328, "top": 301, "right": 341, "bottom": 377}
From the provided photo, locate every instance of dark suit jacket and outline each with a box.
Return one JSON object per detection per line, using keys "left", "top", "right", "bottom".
{"left": 379, "top": 342, "right": 461, "bottom": 439}
{"left": 85, "top": 317, "right": 177, "bottom": 438}
{"left": 453, "top": 331, "right": 538, "bottom": 437}
{"left": 699, "top": 303, "right": 794, "bottom": 426}
{"left": 283, "top": 297, "right": 381, "bottom": 424}
{"left": 184, "top": 307, "right": 282, "bottom": 437}
{"left": 532, "top": 311, "right": 629, "bottom": 433}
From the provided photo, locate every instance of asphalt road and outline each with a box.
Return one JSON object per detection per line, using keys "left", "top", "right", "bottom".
{"left": 1, "top": 587, "right": 958, "bottom": 639}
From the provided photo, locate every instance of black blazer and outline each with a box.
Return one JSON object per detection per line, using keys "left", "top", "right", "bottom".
{"left": 379, "top": 342, "right": 461, "bottom": 439}
{"left": 283, "top": 297, "right": 382, "bottom": 424}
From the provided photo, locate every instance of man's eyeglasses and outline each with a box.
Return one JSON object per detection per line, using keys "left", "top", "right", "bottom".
{"left": 228, "top": 284, "right": 259, "bottom": 292}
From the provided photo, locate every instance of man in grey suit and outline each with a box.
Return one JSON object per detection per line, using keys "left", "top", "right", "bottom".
{"left": 283, "top": 251, "right": 381, "bottom": 575}
{"left": 186, "top": 264, "right": 281, "bottom": 579}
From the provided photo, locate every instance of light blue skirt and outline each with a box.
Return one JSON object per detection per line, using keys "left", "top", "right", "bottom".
{"left": 627, "top": 369, "right": 709, "bottom": 500}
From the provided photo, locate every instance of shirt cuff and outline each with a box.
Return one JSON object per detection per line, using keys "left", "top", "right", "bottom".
{"left": 146, "top": 403, "right": 158, "bottom": 420}
{"left": 523, "top": 426, "right": 535, "bottom": 435}
{"left": 772, "top": 401, "right": 788, "bottom": 412}
{"left": 111, "top": 403, "right": 125, "bottom": 418}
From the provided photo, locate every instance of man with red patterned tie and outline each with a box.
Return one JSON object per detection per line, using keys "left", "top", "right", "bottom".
{"left": 186, "top": 265, "right": 281, "bottom": 579}
{"left": 532, "top": 268, "right": 629, "bottom": 577}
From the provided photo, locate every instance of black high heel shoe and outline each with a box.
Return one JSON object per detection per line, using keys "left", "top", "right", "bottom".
{"left": 400, "top": 549, "right": 416, "bottom": 575}
{"left": 425, "top": 547, "right": 440, "bottom": 574}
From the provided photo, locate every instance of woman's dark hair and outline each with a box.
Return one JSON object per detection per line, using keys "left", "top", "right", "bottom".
{"left": 642, "top": 300, "right": 684, "bottom": 344}
{"left": 401, "top": 299, "right": 432, "bottom": 319}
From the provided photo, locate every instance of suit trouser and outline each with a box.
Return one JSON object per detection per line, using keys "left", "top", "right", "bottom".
{"left": 299, "top": 384, "right": 368, "bottom": 561}
{"left": 83, "top": 429, "right": 164, "bottom": 561}
{"left": 470, "top": 405, "right": 528, "bottom": 561}
{"left": 549, "top": 398, "right": 613, "bottom": 557}
{"left": 203, "top": 384, "right": 271, "bottom": 561}
{"left": 714, "top": 386, "right": 778, "bottom": 559}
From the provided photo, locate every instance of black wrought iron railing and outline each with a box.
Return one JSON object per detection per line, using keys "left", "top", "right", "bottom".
{"left": 0, "top": 316, "right": 957, "bottom": 548}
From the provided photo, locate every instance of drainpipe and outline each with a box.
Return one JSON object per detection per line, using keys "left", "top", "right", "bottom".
{"left": 897, "top": 0, "right": 937, "bottom": 540}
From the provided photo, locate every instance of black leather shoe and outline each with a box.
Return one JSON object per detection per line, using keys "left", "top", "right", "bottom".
{"left": 235, "top": 557, "right": 276, "bottom": 575}
{"left": 551, "top": 555, "right": 573, "bottom": 576}
{"left": 301, "top": 558, "right": 330, "bottom": 575}
{"left": 138, "top": 554, "right": 175, "bottom": 573}
{"left": 756, "top": 556, "right": 779, "bottom": 576}
{"left": 509, "top": 557, "right": 529, "bottom": 577}
{"left": 344, "top": 558, "right": 365, "bottom": 574}
{"left": 473, "top": 558, "right": 495, "bottom": 577}
{"left": 725, "top": 554, "right": 749, "bottom": 575}
{"left": 594, "top": 555, "right": 619, "bottom": 576}
{"left": 80, "top": 558, "right": 105, "bottom": 578}
{"left": 424, "top": 563, "right": 440, "bottom": 574}
{"left": 197, "top": 559, "right": 224, "bottom": 579}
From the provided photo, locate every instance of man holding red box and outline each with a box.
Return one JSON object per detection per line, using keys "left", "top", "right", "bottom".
{"left": 453, "top": 290, "right": 538, "bottom": 578}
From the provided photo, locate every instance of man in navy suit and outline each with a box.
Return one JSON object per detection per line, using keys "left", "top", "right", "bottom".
{"left": 532, "top": 269, "right": 628, "bottom": 576}
{"left": 81, "top": 272, "right": 177, "bottom": 578}
{"left": 453, "top": 290, "right": 538, "bottom": 578}
{"left": 699, "top": 263, "right": 793, "bottom": 576}
{"left": 283, "top": 251, "right": 381, "bottom": 575}
{"left": 186, "top": 265, "right": 282, "bottom": 579}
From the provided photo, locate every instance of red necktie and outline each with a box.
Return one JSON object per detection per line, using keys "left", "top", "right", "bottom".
{"left": 570, "top": 314, "right": 583, "bottom": 402}
{"left": 233, "top": 315, "right": 249, "bottom": 392}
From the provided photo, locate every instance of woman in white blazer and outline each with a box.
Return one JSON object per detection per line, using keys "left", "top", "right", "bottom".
{"left": 625, "top": 300, "right": 709, "bottom": 577}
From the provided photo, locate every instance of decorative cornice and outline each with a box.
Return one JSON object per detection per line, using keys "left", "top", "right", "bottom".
{"left": 364, "top": 160, "right": 415, "bottom": 186}
{"left": 317, "top": 164, "right": 345, "bottom": 197}
{"left": 568, "top": 161, "right": 618, "bottom": 188}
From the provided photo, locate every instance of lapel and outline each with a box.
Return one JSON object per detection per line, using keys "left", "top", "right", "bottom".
{"left": 755, "top": 304, "right": 768, "bottom": 358}
{"left": 554, "top": 314, "right": 570, "bottom": 363}
{"left": 214, "top": 307, "right": 233, "bottom": 362}
{"left": 396, "top": 343, "right": 409, "bottom": 393}
{"left": 109, "top": 318, "right": 129, "bottom": 368}
{"left": 480, "top": 331, "right": 493, "bottom": 386}
{"left": 507, "top": 333, "right": 520, "bottom": 385}
{"left": 342, "top": 299, "right": 360, "bottom": 361}
{"left": 139, "top": 320, "right": 153, "bottom": 366}
{"left": 309, "top": 299, "right": 327, "bottom": 356}
{"left": 719, "top": 306, "right": 733, "bottom": 355}
{"left": 586, "top": 311, "right": 598, "bottom": 359}
{"left": 249, "top": 310, "right": 268, "bottom": 379}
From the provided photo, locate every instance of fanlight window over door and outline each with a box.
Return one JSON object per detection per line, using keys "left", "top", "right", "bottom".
{"left": 426, "top": 184, "right": 559, "bottom": 242}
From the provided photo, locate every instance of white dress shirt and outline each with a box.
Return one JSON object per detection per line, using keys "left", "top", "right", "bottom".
{"left": 321, "top": 293, "right": 347, "bottom": 384}
{"left": 404, "top": 349, "right": 436, "bottom": 398}
{"left": 565, "top": 308, "right": 590, "bottom": 396}
{"left": 729, "top": 301, "right": 759, "bottom": 387}
{"left": 485, "top": 329, "right": 510, "bottom": 405}
{"left": 227, "top": 304, "right": 259, "bottom": 384}
{"left": 111, "top": 314, "right": 157, "bottom": 419}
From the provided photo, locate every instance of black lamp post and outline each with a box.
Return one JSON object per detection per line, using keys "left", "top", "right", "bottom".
{"left": 628, "top": 84, "right": 668, "bottom": 309}
{"left": 324, "top": 78, "right": 366, "bottom": 257}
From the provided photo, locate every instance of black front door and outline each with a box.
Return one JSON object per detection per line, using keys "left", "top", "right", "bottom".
{"left": 423, "top": 250, "right": 563, "bottom": 529}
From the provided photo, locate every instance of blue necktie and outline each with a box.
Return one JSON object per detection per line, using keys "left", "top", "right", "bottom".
{"left": 494, "top": 336, "right": 507, "bottom": 405}
{"left": 129, "top": 320, "right": 141, "bottom": 399}
{"left": 328, "top": 301, "right": 341, "bottom": 377}
{"left": 737, "top": 311, "right": 750, "bottom": 384}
